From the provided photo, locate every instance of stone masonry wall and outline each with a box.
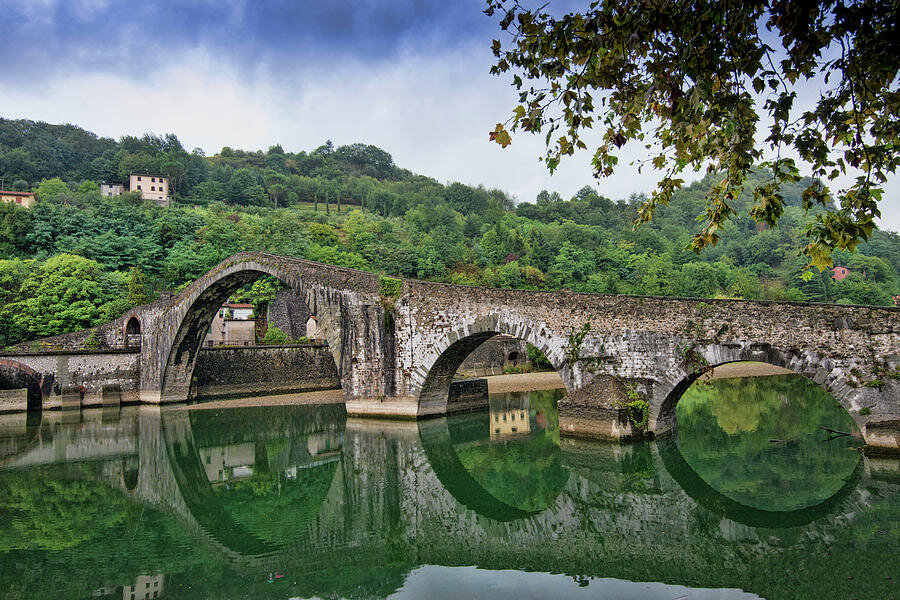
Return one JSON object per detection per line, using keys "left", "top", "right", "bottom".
{"left": 0, "top": 350, "right": 141, "bottom": 405}
{"left": 266, "top": 289, "right": 313, "bottom": 339}
{"left": 193, "top": 343, "right": 340, "bottom": 399}
{"left": 457, "top": 336, "right": 527, "bottom": 376}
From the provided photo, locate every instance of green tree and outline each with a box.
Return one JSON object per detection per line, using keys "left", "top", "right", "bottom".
{"left": 34, "top": 177, "right": 70, "bottom": 203}
{"left": 263, "top": 325, "right": 289, "bottom": 344}
{"left": 126, "top": 266, "right": 152, "bottom": 306}
{"left": 161, "top": 159, "right": 187, "bottom": 199}
{"left": 487, "top": 0, "right": 899, "bottom": 269}
{"left": 11, "top": 254, "right": 127, "bottom": 339}
{"left": 0, "top": 202, "right": 31, "bottom": 257}
{"left": 263, "top": 169, "right": 288, "bottom": 207}
{"left": 241, "top": 276, "right": 281, "bottom": 316}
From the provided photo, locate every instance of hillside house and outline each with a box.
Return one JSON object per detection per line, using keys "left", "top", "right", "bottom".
{"left": 0, "top": 190, "right": 35, "bottom": 208}
{"left": 100, "top": 182, "right": 124, "bottom": 197}
{"left": 129, "top": 174, "right": 169, "bottom": 207}
{"left": 831, "top": 266, "right": 851, "bottom": 281}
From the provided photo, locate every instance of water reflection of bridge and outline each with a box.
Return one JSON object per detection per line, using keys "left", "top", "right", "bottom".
{"left": 0, "top": 404, "right": 896, "bottom": 599}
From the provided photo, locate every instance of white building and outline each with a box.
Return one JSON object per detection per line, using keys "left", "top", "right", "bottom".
{"left": 129, "top": 174, "right": 169, "bottom": 207}
{"left": 203, "top": 303, "right": 256, "bottom": 347}
{"left": 122, "top": 574, "right": 164, "bottom": 600}
{"left": 306, "top": 315, "right": 322, "bottom": 339}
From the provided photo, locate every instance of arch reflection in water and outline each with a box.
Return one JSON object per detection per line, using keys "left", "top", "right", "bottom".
{"left": 419, "top": 389, "right": 569, "bottom": 520}
{"left": 162, "top": 403, "right": 347, "bottom": 555}
{"left": 675, "top": 369, "right": 862, "bottom": 515}
{"left": 0, "top": 393, "right": 897, "bottom": 600}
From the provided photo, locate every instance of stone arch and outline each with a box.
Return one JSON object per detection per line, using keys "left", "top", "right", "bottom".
{"left": 124, "top": 316, "right": 142, "bottom": 348}
{"left": 650, "top": 341, "right": 867, "bottom": 439}
{"left": 0, "top": 358, "right": 45, "bottom": 411}
{"left": 413, "top": 312, "right": 568, "bottom": 417}
{"left": 154, "top": 256, "right": 347, "bottom": 403}
{"left": 121, "top": 455, "right": 139, "bottom": 491}
{"left": 125, "top": 316, "right": 141, "bottom": 335}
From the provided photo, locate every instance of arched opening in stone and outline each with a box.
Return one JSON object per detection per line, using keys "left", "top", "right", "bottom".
{"left": 0, "top": 359, "right": 44, "bottom": 412}
{"left": 656, "top": 435, "right": 862, "bottom": 528}
{"left": 418, "top": 331, "right": 563, "bottom": 417}
{"left": 418, "top": 387, "right": 570, "bottom": 522}
{"left": 416, "top": 329, "right": 568, "bottom": 520}
{"left": 660, "top": 360, "right": 862, "bottom": 514}
{"left": 124, "top": 316, "right": 141, "bottom": 348}
{"left": 160, "top": 268, "right": 342, "bottom": 404}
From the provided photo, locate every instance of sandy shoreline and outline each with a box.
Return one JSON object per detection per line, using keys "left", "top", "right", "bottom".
{"left": 183, "top": 362, "right": 790, "bottom": 410}
{"left": 184, "top": 388, "right": 345, "bottom": 410}
{"left": 485, "top": 372, "right": 565, "bottom": 394}
{"left": 704, "top": 361, "right": 793, "bottom": 379}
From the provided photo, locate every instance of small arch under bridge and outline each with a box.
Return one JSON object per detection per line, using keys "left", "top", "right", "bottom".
{"left": 15, "top": 252, "right": 900, "bottom": 450}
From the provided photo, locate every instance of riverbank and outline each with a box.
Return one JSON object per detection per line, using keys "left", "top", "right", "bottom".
{"left": 485, "top": 371, "right": 565, "bottom": 394}
{"left": 183, "top": 363, "right": 788, "bottom": 411}
{"left": 185, "top": 389, "right": 345, "bottom": 411}
{"left": 706, "top": 361, "right": 793, "bottom": 379}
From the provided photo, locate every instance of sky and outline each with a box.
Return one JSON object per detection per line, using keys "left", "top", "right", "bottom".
{"left": 0, "top": 0, "right": 897, "bottom": 231}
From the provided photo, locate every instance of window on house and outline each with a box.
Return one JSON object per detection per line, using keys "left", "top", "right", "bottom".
{"left": 151, "top": 186, "right": 155, "bottom": 191}
{"left": 137, "top": 176, "right": 141, "bottom": 181}
{"left": 151, "top": 177, "right": 155, "bottom": 182}
{"left": 137, "top": 185, "right": 142, "bottom": 190}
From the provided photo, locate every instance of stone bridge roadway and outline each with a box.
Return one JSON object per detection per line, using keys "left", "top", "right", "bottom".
{"left": 5, "top": 252, "right": 899, "bottom": 448}
{"left": 0, "top": 405, "right": 896, "bottom": 600}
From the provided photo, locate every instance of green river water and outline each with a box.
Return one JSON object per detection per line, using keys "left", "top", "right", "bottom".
{"left": 0, "top": 373, "right": 896, "bottom": 599}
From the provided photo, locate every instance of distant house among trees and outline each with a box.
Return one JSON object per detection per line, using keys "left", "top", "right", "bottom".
{"left": 831, "top": 266, "right": 852, "bottom": 282}
{"left": 832, "top": 266, "right": 868, "bottom": 282}
{"left": 129, "top": 174, "right": 169, "bottom": 207}
{"left": 100, "top": 182, "right": 124, "bottom": 197}
{"left": 0, "top": 190, "right": 35, "bottom": 208}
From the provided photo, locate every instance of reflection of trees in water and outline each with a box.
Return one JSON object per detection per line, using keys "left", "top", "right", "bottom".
{"left": 0, "top": 466, "right": 127, "bottom": 552}
{"left": 211, "top": 446, "right": 338, "bottom": 547}
{"left": 676, "top": 374, "right": 860, "bottom": 511}
{"left": 0, "top": 464, "right": 213, "bottom": 600}
{"left": 453, "top": 389, "right": 568, "bottom": 513}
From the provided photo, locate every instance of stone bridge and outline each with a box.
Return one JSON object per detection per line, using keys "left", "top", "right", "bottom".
{"left": 3, "top": 252, "right": 899, "bottom": 448}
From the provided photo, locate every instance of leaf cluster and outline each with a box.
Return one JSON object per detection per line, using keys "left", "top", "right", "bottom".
{"left": 486, "top": 0, "right": 899, "bottom": 270}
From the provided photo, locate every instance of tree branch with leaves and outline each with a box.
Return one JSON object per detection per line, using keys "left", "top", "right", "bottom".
{"left": 486, "top": 0, "right": 899, "bottom": 271}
